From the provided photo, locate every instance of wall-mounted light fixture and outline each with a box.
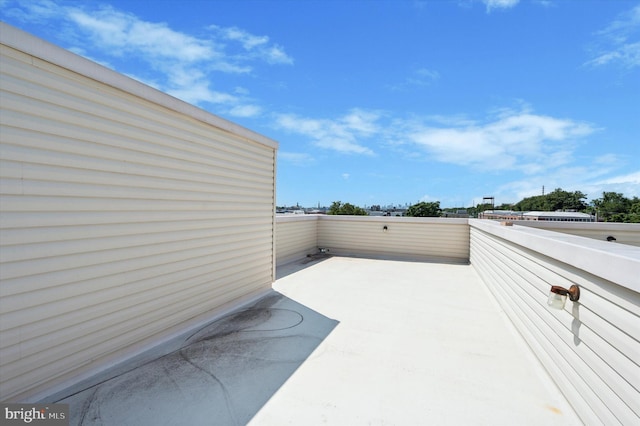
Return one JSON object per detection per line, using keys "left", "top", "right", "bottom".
{"left": 383, "top": 225, "right": 388, "bottom": 232}
{"left": 547, "top": 285, "right": 580, "bottom": 310}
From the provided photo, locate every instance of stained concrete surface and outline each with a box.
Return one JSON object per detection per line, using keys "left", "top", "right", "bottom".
{"left": 50, "top": 256, "right": 581, "bottom": 425}
{"left": 52, "top": 292, "right": 338, "bottom": 426}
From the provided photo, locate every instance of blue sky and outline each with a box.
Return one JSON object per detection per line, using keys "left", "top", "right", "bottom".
{"left": 2, "top": 0, "right": 639, "bottom": 208}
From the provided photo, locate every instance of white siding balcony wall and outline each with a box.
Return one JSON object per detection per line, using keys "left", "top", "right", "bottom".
{"left": 516, "top": 220, "right": 640, "bottom": 247}
{"left": 470, "top": 220, "right": 639, "bottom": 425}
{"left": 1, "top": 24, "right": 277, "bottom": 402}
{"left": 276, "top": 215, "right": 470, "bottom": 267}
{"left": 275, "top": 215, "right": 318, "bottom": 267}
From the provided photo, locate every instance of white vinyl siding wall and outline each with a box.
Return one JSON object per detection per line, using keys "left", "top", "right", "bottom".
{"left": 469, "top": 220, "right": 640, "bottom": 425}
{"left": 275, "top": 215, "right": 318, "bottom": 266}
{"left": 0, "top": 25, "right": 277, "bottom": 401}
{"left": 515, "top": 221, "right": 640, "bottom": 247}
{"left": 318, "top": 216, "right": 469, "bottom": 263}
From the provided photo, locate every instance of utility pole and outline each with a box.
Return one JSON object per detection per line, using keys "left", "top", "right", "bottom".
{"left": 542, "top": 185, "right": 545, "bottom": 196}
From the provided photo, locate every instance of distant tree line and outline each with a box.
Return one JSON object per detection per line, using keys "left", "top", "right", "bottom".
{"left": 327, "top": 201, "right": 368, "bottom": 215}
{"left": 322, "top": 189, "right": 640, "bottom": 222}
{"left": 484, "top": 188, "right": 640, "bottom": 223}
{"left": 512, "top": 189, "right": 588, "bottom": 212}
{"left": 405, "top": 201, "right": 442, "bottom": 217}
{"left": 590, "top": 192, "right": 640, "bottom": 223}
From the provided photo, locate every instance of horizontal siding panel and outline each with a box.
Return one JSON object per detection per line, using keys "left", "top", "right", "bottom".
{"left": 471, "top": 229, "right": 640, "bottom": 376}
{"left": 1, "top": 259, "right": 273, "bottom": 373}
{"left": 0, "top": 177, "right": 273, "bottom": 204}
{"left": 470, "top": 222, "right": 640, "bottom": 425}
{"left": 275, "top": 215, "right": 469, "bottom": 266}
{"left": 0, "top": 104, "right": 273, "bottom": 173}
{"left": 1, "top": 230, "right": 271, "bottom": 299}
{"left": 471, "top": 231, "right": 639, "bottom": 414}
{"left": 276, "top": 217, "right": 318, "bottom": 266}
{"left": 1, "top": 270, "right": 271, "bottom": 396}
{"left": 1, "top": 58, "right": 273, "bottom": 162}
{"left": 0, "top": 157, "right": 273, "bottom": 195}
{"left": 0, "top": 195, "right": 270, "bottom": 212}
{"left": 0, "top": 210, "right": 269, "bottom": 229}
{"left": 471, "top": 230, "right": 640, "bottom": 351}
{"left": 2, "top": 219, "right": 270, "bottom": 262}
{"left": 471, "top": 252, "right": 612, "bottom": 425}
{"left": 0, "top": 125, "right": 273, "bottom": 184}
{"left": 515, "top": 221, "right": 640, "bottom": 247}
{"left": 1, "top": 32, "right": 276, "bottom": 401}
{"left": 558, "top": 228, "right": 640, "bottom": 247}
{"left": 0, "top": 217, "right": 271, "bottom": 246}
{"left": 318, "top": 217, "right": 469, "bottom": 262}
{"left": 1, "top": 250, "right": 272, "bottom": 346}
{"left": 470, "top": 229, "right": 640, "bottom": 347}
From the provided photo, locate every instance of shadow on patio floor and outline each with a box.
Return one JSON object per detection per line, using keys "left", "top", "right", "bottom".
{"left": 52, "top": 291, "right": 338, "bottom": 426}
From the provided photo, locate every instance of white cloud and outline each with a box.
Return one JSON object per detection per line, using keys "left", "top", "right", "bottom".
{"left": 415, "top": 68, "right": 440, "bottom": 79}
{"left": 489, "top": 160, "right": 638, "bottom": 204}
{"left": 342, "top": 173, "right": 350, "bottom": 180}
{"left": 264, "top": 45, "right": 293, "bottom": 65}
{"left": 234, "top": 86, "right": 251, "bottom": 95}
{"left": 389, "top": 67, "right": 440, "bottom": 91}
{"left": 228, "top": 104, "right": 263, "bottom": 118}
{"left": 2, "top": 0, "right": 59, "bottom": 22}
{"left": 483, "top": 0, "right": 520, "bottom": 12}
{"left": 215, "top": 26, "right": 269, "bottom": 50}
{"left": 274, "top": 109, "right": 380, "bottom": 155}
{"left": 274, "top": 106, "right": 597, "bottom": 173}
{"left": 5, "top": 1, "right": 293, "bottom": 108}
{"left": 341, "top": 109, "right": 380, "bottom": 135}
{"left": 403, "top": 109, "right": 595, "bottom": 173}
{"left": 598, "top": 171, "right": 640, "bottom": 186}
{"left": 167, "top": 84, "right": 238, "bottom": 106}
{"left": 388, "top": 68, "right": 440, "bottom": 91}
{"left": 586, "top": 4, "right": 640, "bottom": 69}
{"left": 580, "top": 170, "right": 640, "bottom": 200}
{"left": 278, "top": 152, "right": 315, "bottom": 166}
{"left": 209, "top": 25, "right": 294, "bottom": 65}
{"left": 67, "top": 8, "right": 213, "bottom": 62}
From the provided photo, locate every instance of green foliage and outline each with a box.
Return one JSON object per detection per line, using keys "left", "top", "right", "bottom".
{"left": 327, "top": 201, "right": 368, "bottom": 216}
{"left": 495, "top": 203, "right": 514, "bottom": 210}
{"left": 475, "top": 203, "right": 494, "bottom": 214}
{"left": 406, "top": 201, "right": 442, "bottom": 217}
{"left": 513, "top": 188, "right": 588, "bottom": 212}
{"left": 466, "top": 206, "right": 479, "bottom": 218}
{"left": 592, "top": 192, "right": 639, "bottom": 223}
{"left": 629, "top": 198, "right": 640, "bottom": 223}
{"left": 503, "top": 189, "right": 637, "bottom": 223}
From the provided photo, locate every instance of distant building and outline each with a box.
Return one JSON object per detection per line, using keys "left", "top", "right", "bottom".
{"left": 367, "top": 209, "right": 406, "bottom": 216}
{"left": 276, "top": 209, "right": 306, "bottom": 215}
{"left": 522, "top": 211, "right": 595, "bottom": 222}
{"left": 479, "top": 210, "right": 594, "bottom": 222}
{"left": 479, "top": 210, "right": 524, "bottom": 220}
{"left": 442, "top": 210, "right": 470, "bottom": 218}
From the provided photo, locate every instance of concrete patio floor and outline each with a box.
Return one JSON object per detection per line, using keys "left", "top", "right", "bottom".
{"left": 52, "top": 256, "right": 581, "bottom": 425}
